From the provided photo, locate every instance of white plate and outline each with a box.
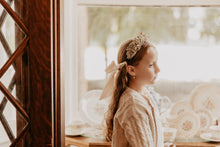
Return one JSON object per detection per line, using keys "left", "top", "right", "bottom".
{"left": 190, "top": 84, "right": 220, "bottom": 118}
{"left": 175, "top": 111, "right": 200, "bottom": 139}
{"left": 170, "top": 101, "right": 192, "bottom": 116}
{"left": 65, "top": 128, "right": 83, "bottom": 136}
{"left": 79, "top": 90, "right": 110, "bottom": 125}
{"left": 195, "top": 109, "right": 213, "bottom": 131}
{"left": 65, "top": 132, "right": 82, "bottom": 136}
{"left": 200, "top": 133, "right": 220, "bottom": 142}
{"left": 65, "top": 122, "right": 85, "bottom": 136}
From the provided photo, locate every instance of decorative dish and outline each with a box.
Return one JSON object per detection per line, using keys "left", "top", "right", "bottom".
{"left": 175, "top": 111, "right": 200, "bottom": 139}
{"left": 200, "top": 133, "right": 220, "bottom": 142}
{"left": 190, "top": 84, "right": 220, "bottom": 118}
{"left": 195, "top": 109, "right": 213, "bottom": 132}
{"left": 79, "top": 90, "right": 110, "bottom": 125}
{"left": 163, "top": 127, "right": 177, "bottom": 142}
{"left": 170, "top": 101, "right": 192, "bottom": 116}
{"left": 65, "top": 122, "right": 85, "bottom": 136}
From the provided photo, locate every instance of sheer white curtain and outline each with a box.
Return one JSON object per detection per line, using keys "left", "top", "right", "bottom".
{"left": 63, "top": 0, "right": 79, "bottom": 124}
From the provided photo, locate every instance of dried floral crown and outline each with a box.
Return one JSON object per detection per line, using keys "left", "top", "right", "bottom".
{"left": 126, "top": 32, "right": 148, "bottom": 59}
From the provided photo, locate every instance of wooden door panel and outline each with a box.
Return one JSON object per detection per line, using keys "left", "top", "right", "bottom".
{"left": 0, "top": 0, "right": 60, "bottom": 146}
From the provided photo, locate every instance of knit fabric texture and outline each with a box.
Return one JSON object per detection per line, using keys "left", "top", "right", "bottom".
{"left": 112, "top": 87, "right": 164, "bottom": 147}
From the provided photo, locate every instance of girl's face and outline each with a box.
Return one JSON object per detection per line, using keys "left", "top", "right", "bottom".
{"left": 134, "top": 47, "right": 160, "bottom": 85}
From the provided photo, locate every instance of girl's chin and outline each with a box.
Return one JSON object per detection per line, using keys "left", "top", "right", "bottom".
{"left": 144, "top": 78, "right": 157, "bottom": 85}
{"left": 153, "top": 76, "right": 158, "bottom": 82}
{"left": 150, "top": 81, "right": 155, "bottom": 84}
{"left": 149, "top": 78, "right": 157, "bottom": 84}
{"left": 147, "top": 81, "right": 155, "bottom": 85}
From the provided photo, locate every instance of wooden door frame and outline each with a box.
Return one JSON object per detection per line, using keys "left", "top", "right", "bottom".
{"left": 51, "top": 0, "right": 65, "bottom": 146}
{"left": 2, "top": 0, "right": 62, "bottom": 146}
{"left": 27, "top": 0, "right": 63, "bottom": 146}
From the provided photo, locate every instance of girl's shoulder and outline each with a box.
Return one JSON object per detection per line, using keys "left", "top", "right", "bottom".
{"left": 119, "top": 88, "right": 151, "bottom": 111}
{"left": 115, "top": 88, "right": 152, "bottom": 123}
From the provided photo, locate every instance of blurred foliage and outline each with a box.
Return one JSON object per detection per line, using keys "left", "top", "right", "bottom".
{"left": 202, "top": 8, "right": 220, "bottom": 42}
{"left": 88, "top": 7, "right": 220, "bottom": 47}
{"left": 88, "top": 7, "right": 189, "bottom": 46}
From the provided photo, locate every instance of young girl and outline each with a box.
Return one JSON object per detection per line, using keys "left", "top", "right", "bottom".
{"left": 102, "top": 33, "right": 169, "bottom": 147}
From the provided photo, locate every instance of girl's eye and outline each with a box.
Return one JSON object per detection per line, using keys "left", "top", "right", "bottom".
{"left": 149, "top": 64, "right": 153, "bottom": 67}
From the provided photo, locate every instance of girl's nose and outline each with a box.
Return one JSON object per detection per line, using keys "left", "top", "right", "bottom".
{"left": 155, "top": 64, "right": 160, "bottom": 73}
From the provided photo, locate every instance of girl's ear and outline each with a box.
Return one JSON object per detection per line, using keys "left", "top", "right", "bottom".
{"left": 126, "top": 65, "right": 136, "bottom": 77}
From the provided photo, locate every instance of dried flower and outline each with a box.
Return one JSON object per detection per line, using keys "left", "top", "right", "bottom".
{"left": 126, "top": 32, "right": 148, "bottom": 59}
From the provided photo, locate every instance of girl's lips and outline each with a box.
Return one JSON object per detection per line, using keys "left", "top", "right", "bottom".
{"left": 151, "top": 76, "right": 157, "bottom": 82}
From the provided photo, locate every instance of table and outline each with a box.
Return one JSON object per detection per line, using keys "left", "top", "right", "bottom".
{"left": 174, "top": 142, "right": 220, "bottom": 147}
{"left": 65, "top": 136, "right": 111, "bottom": 147}
{"left": 65, "top": 136, "right": 220, "bottom": 147}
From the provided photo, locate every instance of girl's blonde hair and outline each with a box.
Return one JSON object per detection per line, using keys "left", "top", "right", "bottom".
{"left": 105, "top": 38, "right": 153, "bottom": 141}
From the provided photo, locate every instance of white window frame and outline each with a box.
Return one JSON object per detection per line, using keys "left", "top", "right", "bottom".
{"left": 62, "top": 0, "right": 220, "bottom": 124}
{"left": 78, "top": 0, "right": 220, "bottom": 6}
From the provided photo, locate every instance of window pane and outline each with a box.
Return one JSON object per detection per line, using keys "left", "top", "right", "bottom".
{"left": 0, "top": 2, "right": 28, "bottom": 146}
{"left": 82, "top": 7, "right": 220, "bottom": 100}
{"left": 65, "top": 6, "right": 220, "bottom": 140}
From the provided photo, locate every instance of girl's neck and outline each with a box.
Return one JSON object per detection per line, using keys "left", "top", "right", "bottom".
{"left": 128, "top": 84, "right": 145, "bottom": 94}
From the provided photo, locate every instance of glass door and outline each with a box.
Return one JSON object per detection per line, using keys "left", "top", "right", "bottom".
{"left": 0, "top": 0, "right": 29, "bottom": 146}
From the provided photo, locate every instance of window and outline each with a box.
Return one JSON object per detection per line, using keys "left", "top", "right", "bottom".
{"left": 0, "top": 4, "right": 18, "bottom": 146}
{"left": 85, "top": 6, "right": 220, "bottom": 99}
{"left": 62, "top": 0, "right": 220, "bottom": 139}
